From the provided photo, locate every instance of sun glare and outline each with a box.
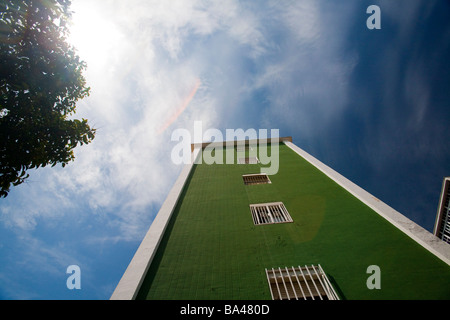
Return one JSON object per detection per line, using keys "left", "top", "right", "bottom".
{"left": 68, "top": 1, "right": 121, "bottom": 69}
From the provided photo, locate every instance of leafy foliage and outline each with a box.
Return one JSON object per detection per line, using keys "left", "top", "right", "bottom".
{"left": 0, "top": 0, "right": 95, "bottom": 197}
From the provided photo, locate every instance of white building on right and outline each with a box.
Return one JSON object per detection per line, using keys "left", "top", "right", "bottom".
{"left": 434, "top": 177, "right": 450, "bottom": 244}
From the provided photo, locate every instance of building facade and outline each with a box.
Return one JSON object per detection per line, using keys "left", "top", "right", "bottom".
{"left": 111, "top": 138, "right": 450, "bottom": 300}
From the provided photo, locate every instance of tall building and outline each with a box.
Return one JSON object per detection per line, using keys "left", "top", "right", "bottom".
{"left": 434, "top": 177, "right": 450, "bottom": 244}
{"left": 111, "top": 137, "right": 450, "bottom": 300}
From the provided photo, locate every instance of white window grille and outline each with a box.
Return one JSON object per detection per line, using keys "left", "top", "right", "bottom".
{"left": 242, "top": 173, "right": 271, "bottom": 185}
{"left": 265, "top": 265, "right": 340, "bottom": 300}
{"left": 250, "top": 202, "right": 292, "bottom": 225}
{"left": 438, "top": 187, "right": 450, "bottom": 244}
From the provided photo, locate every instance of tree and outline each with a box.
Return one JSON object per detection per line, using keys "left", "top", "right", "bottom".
{"left": 0, "top": 0, "right": 95, "bottom": 197}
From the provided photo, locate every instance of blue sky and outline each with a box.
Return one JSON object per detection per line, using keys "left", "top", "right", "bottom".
{"left": 1, "top": 0, "right": 449, "bottom": 299}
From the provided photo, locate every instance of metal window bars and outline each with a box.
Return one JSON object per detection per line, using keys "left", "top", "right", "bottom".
{"left": 440, "top": 193, "right": 450, "bottom": 244}
{"left": 250, "top": 202, "right": 293, "bottom": 225}
{"left": 242, "top": 174, "right": 271, "bottom": 185}
{"left": 265, "top": 265, "right": 340, "bottom": 300}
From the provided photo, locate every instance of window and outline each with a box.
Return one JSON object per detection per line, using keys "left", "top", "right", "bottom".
{"left": 236, "top": 145, "right": 253, "bottom": 152}
{"left": 437, "top": 185, "right": 450, "bottom": 244}
{"left": 242, "top": 173, "right": 271, "bottom": 185}
{"left": 265, "top": 265, "right": 340, "bottom": 300}
{"left": 250, "top": 202, "right": 292, "bottom": 225}
{"left": 238, "top": 157, "right": 259, "bottom": 164}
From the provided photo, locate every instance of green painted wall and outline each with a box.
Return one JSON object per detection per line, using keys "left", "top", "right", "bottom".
{"left": 137, "top": 144, "right": 450, "bottom": 300}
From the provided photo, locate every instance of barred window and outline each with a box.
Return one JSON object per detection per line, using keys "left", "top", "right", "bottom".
{"left": 242, "top": 174, "right": 271, "bottom": 185}
{"left": 250, "top": 202, "right": 292, "bottom": 225}
{"left": 265, "top": 265, "right": 340, "bottom": 300}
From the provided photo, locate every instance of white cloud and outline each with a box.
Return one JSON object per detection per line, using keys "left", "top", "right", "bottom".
{"left": 1, "top": 0, "right": 275, "bottom": 241}
{"left": 249, "top": 1, "right": 358, "bottom": 138}
{"left": 2, "top": 0, "right": 353, "bottom": 255}
{"left": 0, "top": 1, "right": 363, "bottom": 249}
{"left": 3, "top": 1, "right": 357, "bottom": 234}
{"left": 356, "top": 1, "right": 445, "bottom": 171}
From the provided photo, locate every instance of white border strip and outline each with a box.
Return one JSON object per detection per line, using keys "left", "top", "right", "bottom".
{"left": 284, "top": 141, "right": 450, "bottom": 265}
{"left": 110, "top": 148, "right": 201, "bottom": 300}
